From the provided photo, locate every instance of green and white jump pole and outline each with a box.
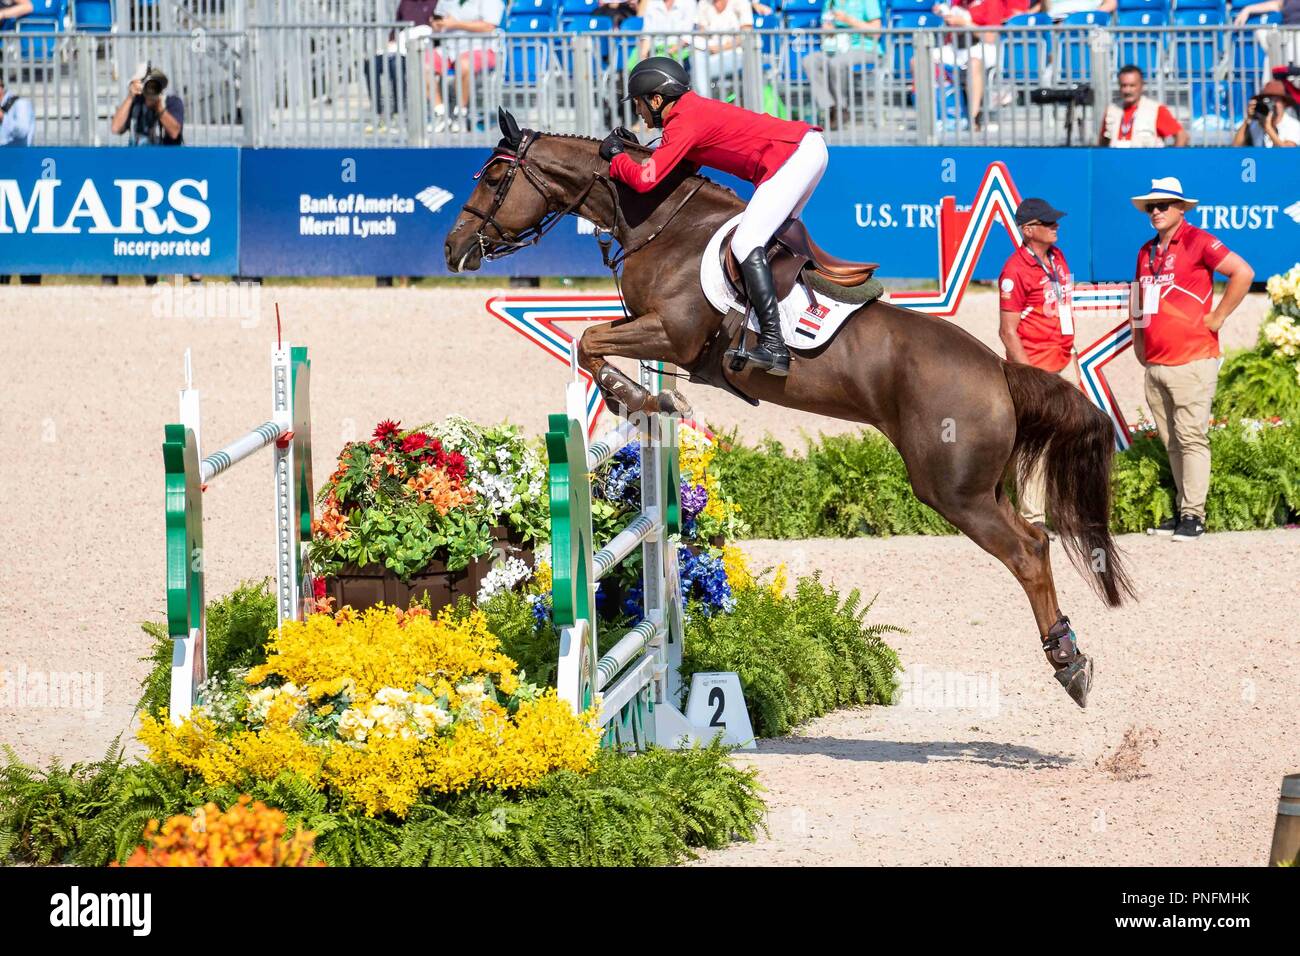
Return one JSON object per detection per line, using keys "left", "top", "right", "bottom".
{"left": 548, "top": 360, "right": 697, "bottom": 751}
{"left": 162, "top": 344, "right": 314, "bottom": 724}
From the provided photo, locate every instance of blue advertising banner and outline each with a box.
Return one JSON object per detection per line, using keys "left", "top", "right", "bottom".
{"left": 1089, "top": 148, "right": 1300, "bottom": 281}
{"left": 239, "top": 148, "right": 610, "bottom": 277}
{"left": 0, "top": 148, "right": 239, "bottom": 274}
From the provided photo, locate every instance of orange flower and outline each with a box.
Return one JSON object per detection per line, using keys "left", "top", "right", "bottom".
{"left": 114, "top": 795, "right": 324, "bottom": 867}
{"left": 406, "top": 465, "right": 476, "bottom": 516}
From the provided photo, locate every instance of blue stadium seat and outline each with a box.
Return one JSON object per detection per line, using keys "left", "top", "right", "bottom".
{"left": 614, "top": 16, "right": 641, "bottom": 70}
{"left": 888, "top": 0, "right": 932, "bottom": 10}
{"left": 559, "top": 0, "right": 599, "bottom": 15}
{"left": 781, "top": 0, "right": 825, "bottom": 13}
{"left": 506, "top": 13, "right": 551, "bottom": 31}
{"left": 890, "top": 10, "right": 941, "bottom": 27}
{"left": 73, "top": 0, "right": 114, "bottom": 32}
{"left": 560, "top": 15, "right": 614, "bottom": 66}
{"left": 1116, "top": 0, "right": 1165, "bottom": 10}
{"left": 1002, "top": 15, "right": 1050, "bottom": 83}
{"left": 1115, "top": 13, "right": 1167, "bottom": 77}
{"left": 1173, "top": 8, "right": 1225, "bottom": 24}
{"left": 1004, "top": 12, "right": 1050, "bottom": 26}
{"left": 15, "top": 0, "right": 66, "bottom": 61}
{"left": 510, "top": 0, "right": 557, "bottom": 17}
{"left": 618, "top": 14, "right": 643, "bottom": 30}
{"left": 1062, "top": 10, "right": 1112, "bottom": 25}
{"left": 785, "top": 11, "right": 822, "bottom": 29}
{"left": 753, "top": 12, "right": 782, "bottom": 56}
{"left": 1172, "top": 0, "right": 1225, "bottom": 10}
{"left": 1116, "top": 9, "right": 1168, "bottom": 24}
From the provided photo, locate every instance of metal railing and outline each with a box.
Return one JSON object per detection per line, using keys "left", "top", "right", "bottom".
{"left": 4, "top": 23, "right": 1297, "bottom": 147}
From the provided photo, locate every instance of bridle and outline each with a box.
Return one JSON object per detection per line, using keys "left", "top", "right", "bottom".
{"left": 459, "top": 129, "right": 595, "bottom": 265}
{"left": 458, "top": 128, "right": 706, "bottom": 274}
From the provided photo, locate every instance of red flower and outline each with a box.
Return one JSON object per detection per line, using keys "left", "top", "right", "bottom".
{"left": 372, "top": 420, "right": 402, "bottom": 444}
{"left": 313, "top": 577, "right": 327, "bottom": 599}
{"left": 401, "top": 432, "right": 440, "bottom": 457}
{"left": 437, "top": 449, "right": 468, "bottom": 482}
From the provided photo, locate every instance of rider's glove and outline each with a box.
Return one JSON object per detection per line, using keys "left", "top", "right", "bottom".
{"left": 599, "top": 128, "right": 633, "bottom": 161}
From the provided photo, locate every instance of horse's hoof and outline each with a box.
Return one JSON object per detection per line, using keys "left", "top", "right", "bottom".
{"left": 1054, "top": 653, "right": 1093, "bottom": 708}
{"left": 657, "top": 389, "right": 693, "bottom": 418}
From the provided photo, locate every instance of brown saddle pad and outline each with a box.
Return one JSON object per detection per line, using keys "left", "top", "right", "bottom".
{"left": 722, "top": 219, "right": 879, "bottom": 301}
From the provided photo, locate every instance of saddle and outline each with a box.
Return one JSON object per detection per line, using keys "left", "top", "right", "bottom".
{"left": 722, "top": 219, "right": 879, "bottom": 302}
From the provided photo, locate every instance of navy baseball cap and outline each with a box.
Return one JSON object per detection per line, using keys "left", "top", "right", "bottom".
{"left": 1015, "top": 198, "right": 1067, "bottom": 226}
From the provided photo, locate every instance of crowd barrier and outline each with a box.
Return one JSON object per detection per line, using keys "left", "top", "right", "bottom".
{"left": 0, "top": 145, "right": 1296, "bottom": 279}
{"left": 2, "top": 23, "right": 1298, "bottom": 148}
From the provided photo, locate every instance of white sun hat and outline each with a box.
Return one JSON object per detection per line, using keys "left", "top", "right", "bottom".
{"left": 1130, "top": 176, "right": 1199, "bottom": 212}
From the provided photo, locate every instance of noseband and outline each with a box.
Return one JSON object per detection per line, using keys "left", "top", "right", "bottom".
{"left": 460, "top": 130, "right": 595, "bottom": 261}
{"left": 460, "top": 129, "right": 706, "bottom": 272}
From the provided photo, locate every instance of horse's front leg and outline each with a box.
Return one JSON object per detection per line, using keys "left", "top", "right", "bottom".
{"left": 577, "top": 314, "right": 694, "bottom": 418}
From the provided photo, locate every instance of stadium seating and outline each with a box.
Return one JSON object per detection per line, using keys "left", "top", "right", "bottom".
{"left": 72, "top": 0, "right": 114, "bottom": 33}
{"left": 15, "top": 0, "right": 67, "bottom": 61}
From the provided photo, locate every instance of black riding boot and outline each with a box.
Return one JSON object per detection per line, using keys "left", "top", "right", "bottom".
{"left": 738, "top": 248, "right": 790, "bottom": 377}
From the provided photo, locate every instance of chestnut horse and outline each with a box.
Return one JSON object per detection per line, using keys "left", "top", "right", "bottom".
{"left": 444, "top": 111, "right": 1133, "bottom": 706}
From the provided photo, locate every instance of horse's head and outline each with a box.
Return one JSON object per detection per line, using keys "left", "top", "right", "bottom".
{"left": 444, "top": 109, "right": 600, "bottom": 273}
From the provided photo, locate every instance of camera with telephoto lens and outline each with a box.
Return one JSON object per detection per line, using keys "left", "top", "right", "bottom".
{"left": 1253, "top": 95, "right": 1271, "bottom": 120}
{"left": 1030, "top": 84, "right": 1094, "bottom": 107}
{"left": 142, "top": 66, "right": 168, "bottom": 99}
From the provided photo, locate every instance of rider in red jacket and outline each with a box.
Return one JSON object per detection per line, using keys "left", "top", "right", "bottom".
{"left": 599, "top": 58, "right": 829, "bottom": 376}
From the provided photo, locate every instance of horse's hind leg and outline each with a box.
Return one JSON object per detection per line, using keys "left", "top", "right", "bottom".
{"left": 929, "top": 491, "right": 1094, "bottom": 707}
{"left": 577, "top": 315, "right": 694, "bottom": 417}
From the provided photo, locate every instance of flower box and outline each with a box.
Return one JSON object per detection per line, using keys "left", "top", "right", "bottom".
{"left": 323, "top": 525, "right": 533, "bottom": 614}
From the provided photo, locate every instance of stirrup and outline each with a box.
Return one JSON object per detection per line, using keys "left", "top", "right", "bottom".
{"left": 726, "top": 342, "right": 789, "bottom": 376}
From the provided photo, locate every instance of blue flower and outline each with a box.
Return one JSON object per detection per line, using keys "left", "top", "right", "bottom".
{"left": 677, "top": 546, "right": 734, "bottom": 616}
{"left": 528, "top": 593, "right": 552, "bottom": 628}
{"left": 680, "top": 482, "right": 709, "bottom": 521}
{"left": 596, "top": 442, "right": 642, "bottom": 506}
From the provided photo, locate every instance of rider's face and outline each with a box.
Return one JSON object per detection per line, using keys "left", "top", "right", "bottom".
{"left": 634, "top": 95, "right": 664, "bottom": 127}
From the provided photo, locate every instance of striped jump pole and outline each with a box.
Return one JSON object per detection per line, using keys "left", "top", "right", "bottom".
{"left": 548, "top": 361, "right": 696, "bottom": 752}
{"left": 162, "top": 344, "right": 314, "bottom": 724}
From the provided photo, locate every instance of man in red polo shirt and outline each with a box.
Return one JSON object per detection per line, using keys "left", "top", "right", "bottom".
{"left": 1131, "top": 177, "right": 1254, "bottom": 541}
{"left": 999, "top": 197, "right": 1079, "bottom": 535}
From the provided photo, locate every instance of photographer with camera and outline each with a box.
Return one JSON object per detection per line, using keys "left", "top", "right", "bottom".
{"left": 1232, "top": 80, "right": 1300, "bottom": 147}
{"left": 0, "top": 78, "right": 34, "bottom": 147}
{"left": 1098, "top": 65, "right": 1188, "bottom": 148}
{"left": 110, "top": 63, "right": 184, "bottom": 146}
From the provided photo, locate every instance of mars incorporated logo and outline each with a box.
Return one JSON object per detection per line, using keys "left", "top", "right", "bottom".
{"left": 298, "top": 184, "right": 453, "bottom": 238}
{"left": 0, "top": 176, "right": 214, "bottom": 259}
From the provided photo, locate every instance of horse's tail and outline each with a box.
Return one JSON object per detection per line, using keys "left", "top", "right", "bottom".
{"left": 1002, "top": 361, "right": 1135, "bottom": 608}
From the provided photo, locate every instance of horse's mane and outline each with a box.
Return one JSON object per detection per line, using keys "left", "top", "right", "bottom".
{"left": 530, "top": 130, "right": 742, "bottom": 206}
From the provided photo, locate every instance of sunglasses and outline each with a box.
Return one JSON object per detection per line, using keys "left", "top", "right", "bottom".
{"left": 1145, "top": 201, "right": 1175, "bottom": 214}
{"left": 1023, "top": 220, "right": 1059, "bottom": 228}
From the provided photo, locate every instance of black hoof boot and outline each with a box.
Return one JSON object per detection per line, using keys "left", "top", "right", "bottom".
{"left": 737, "top": 248, "right": 791, "bottom": 377}
{"left": 1054, "top": 653, "right": 1093, "bottom": 708}
{"left": 1042, "top": 614, "right": 1093, "bottom": 708}
{"left": 654, "top": 389, "right": 693, "bottom": 418}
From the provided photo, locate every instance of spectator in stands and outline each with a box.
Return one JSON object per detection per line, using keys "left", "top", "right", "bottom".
{"left": 695, "top": 0, "right": 752, "bottom": 84}
{"left": 1098, "top": 65, "right": 1188, "bottom": 147}
{"left": 0, "top": 78, "right": 34, "bottom": 147}
{"left": 1130, "top": 177, "right": 1253, "bottom": 542}
{"left": 1232, "top": 80, "right": 1300, "bottom": 146}
{"left": 428, "top": 0, "right": 506, "bottom": 133}
{"left": 0, "top": 0, "right": 33, "bottom": 23}
{"left": 598, "top": 0, "right": 639, "bottom": 25}
{"left": 1233, "top": 0, "right": 1300, "bottom": 25}
{"left": 933, "top": 0, "right": 1006, "bottom": 132}
{"left": 1040, "top": 0, "right": 1114, "bottom": 18}
{"left": 802, "top": 0, "right": 882, "bottom": 130}
{"left": 110, "top": 64, "right": 184, "bottom": 146}
{"left": 637, "top": 0, "right": 698, "bottom": 64}
{"left": 998, "top": 198, "right": 1078, "bottom": 537}
{"left": 367, "top": 0, "right": 441, "bottom": 128}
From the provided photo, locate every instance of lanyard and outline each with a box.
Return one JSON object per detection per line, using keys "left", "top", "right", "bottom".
{"left": 1030, "top": 247, "right": 1064, "bottom": 310}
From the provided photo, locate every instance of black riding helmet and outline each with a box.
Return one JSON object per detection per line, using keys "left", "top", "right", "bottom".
{"left": 622, "top": 56, "right": 690, "bottom": 127}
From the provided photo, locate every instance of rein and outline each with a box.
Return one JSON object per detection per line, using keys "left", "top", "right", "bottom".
{"left": 461, "top": 130, "right": 706, "bottom": 277}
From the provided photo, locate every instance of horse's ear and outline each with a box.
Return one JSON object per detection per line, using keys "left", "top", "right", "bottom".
{"left": 498, "top": 108, "right": 522, "bottom": 148}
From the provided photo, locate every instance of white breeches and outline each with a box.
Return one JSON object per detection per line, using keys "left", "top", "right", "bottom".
{"left": 730, "top": 130, "right": 829, "bottom": 260}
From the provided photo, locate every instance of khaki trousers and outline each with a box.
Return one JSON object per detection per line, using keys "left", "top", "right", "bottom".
{"left": 1143, "top": 357, "right": 1220, "bottom": 521}
{"left": 1018, "top": 359, "right": 1081, "bottom": 525}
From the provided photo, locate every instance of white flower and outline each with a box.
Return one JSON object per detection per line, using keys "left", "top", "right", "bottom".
{"left": 337, "top": 707, "right": 374, "bottom": 742}
{"left": 476, "top": 556, "right": 532, "bottom": 603}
